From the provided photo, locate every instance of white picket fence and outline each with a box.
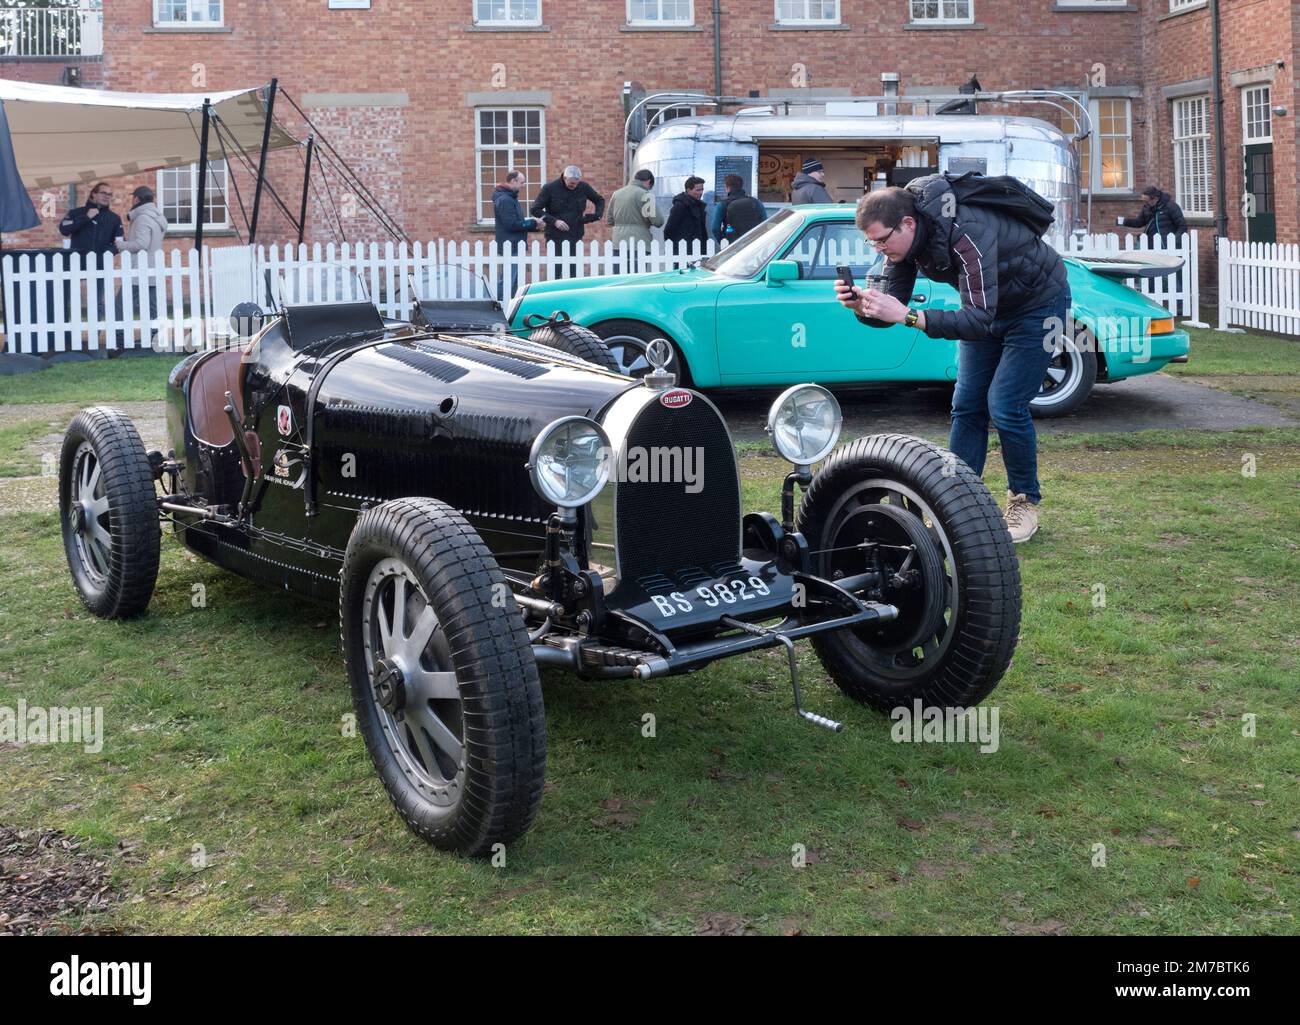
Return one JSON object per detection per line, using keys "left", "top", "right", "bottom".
{"left": 1051, "top": 230, "right": 1202, "bottom": 323}
{"left": 4, "top": 232, "right": 1203, "bottom": 355}
{"left": 1216, "top": 238, "right": 1300, "bottom": 336}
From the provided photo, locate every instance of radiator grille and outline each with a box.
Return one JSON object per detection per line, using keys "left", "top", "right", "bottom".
{"left": 614, "top": 395, "right": 740, "bottom": 587}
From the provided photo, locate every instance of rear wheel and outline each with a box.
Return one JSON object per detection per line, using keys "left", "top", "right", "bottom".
{"left": 340, "top": 498, "right": 546, "bottom": 856}
{"left": 528, "top": 319, "right": 620, "bottom": 373}
{"left": 59, "top": 407, "right": 160, "bottom": 619}
{"left": 797, "top": 434, "right": 1020, "bottom": 711}
{"left": 1031, "top": 333, "right": 1096, "bottom": 418}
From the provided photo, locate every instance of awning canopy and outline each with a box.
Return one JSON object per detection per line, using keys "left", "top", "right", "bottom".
{"left": 0, "top": 79, "right": 298, "bottom": 190}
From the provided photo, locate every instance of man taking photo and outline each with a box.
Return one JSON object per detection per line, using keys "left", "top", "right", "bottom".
{"left": 836, "top": 178, "right": 1070, "bottom": 543}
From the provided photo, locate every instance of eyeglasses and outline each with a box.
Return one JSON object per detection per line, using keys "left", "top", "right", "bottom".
{"left": 866, "top": 225, "right": 898, "bottom": 250}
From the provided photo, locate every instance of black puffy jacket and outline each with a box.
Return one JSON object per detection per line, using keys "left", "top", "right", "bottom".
{"left": 860, "top": 175, "right": 1069, "bottom": 341}
{"left": 1121, "top": 191, "right": 1188, "bottom": 241}
{"left": 529, "top": 176, "right": 605, "bottom": 244}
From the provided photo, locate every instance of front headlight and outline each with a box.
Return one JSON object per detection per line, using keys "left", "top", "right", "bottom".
{"left": 528, "top": 416, "right": 612, "bottom": 508}
{"left": 766, "top": 384, "right": 842, "bottom": 467}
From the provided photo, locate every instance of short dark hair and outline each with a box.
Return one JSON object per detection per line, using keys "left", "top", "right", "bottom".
{"left": 684, "top": 176, "right": 705, "bottom": 190}
{"left": 506, "top": 169, "right": 525, "bottom": 184}
{"left": 90, "top": 182, "right": 111, "bottom": 196}
{"left": 724, "top": 173, "right": 744, "bottom": 191}
{"left": 856, "top": 187, "right": 916, "bottom": 232}
{"left": 634, "top": 169, "right": 654, "bottom": 185}
{"left": 1141, "top": 185, "right": 1161, "bottom": 198}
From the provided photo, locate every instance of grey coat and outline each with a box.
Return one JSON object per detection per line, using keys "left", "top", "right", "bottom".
{"left": 117, "top": 202, "right": 168, "bottom": 260}
{"left": 791, "top": 172, "right": 832, "bottom": 205}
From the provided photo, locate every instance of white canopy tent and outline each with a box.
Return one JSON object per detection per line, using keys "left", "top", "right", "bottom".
{"left": 0, "top": 78, "right": 296, "bottom": 190}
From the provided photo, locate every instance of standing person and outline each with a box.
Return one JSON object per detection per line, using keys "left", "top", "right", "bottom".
{"left": 112, "top": 185, "right": 168, "bottom": 354}
{"left": 492, "top": 170, "right": 544, "bottom": 302}
{"left": 708, "top": 174, "right": 767, "bottom": 243}
{"left": 663, "top": 176, "right": 709, "bottom": 255}
{"left": 791, "top": 158, "right": 832, "bottom": 204}
{"left": 1120, "top": 185, "right": 1189, "bottom": 297}
{"left": 606, "top": 169, "right": 664, "bottom": 272}
{"left": 836, "top": 179, "right": 1071, "bottom": 543}
{"left": 1119, "top": 185, "right": 1188, "bottom": 243}
{"left": 530, "top": 165, "right": 604, "bottom": 279}
{"left": 58, "top": 181, "right": 124, "bottom": 321}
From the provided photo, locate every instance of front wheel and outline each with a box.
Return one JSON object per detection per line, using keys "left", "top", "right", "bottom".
{"left": 340, "top": 498, "right": 546, "bottom": 856}
{"left": 59, "top": 407, "right": 160, "bottom": 619}
{"left": 797, "top": 434, "right": 1021, "bottom": 711}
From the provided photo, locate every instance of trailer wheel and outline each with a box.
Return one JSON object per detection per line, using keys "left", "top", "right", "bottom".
{"left": 340, "top": 498, "right": 546, "bottom": 856}
{"left": 59, "top": 407, "right": 160, "bottom": 619}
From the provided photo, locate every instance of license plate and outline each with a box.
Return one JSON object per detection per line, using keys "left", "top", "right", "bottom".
{"left": 647, "top": 574, "right": 774, "bottom": 619}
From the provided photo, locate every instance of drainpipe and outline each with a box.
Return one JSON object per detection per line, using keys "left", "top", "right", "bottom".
{"left": 1210, "top": 0, "right": 1228, "bottom": 239}
{"left": 712, "top": 0, "right": 722, "bottom": 99}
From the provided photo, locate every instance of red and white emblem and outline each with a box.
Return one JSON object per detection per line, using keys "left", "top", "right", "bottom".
{"left": 277, "top": 404, "right": 292, "bottom": 436}
{"left": 659, "top": 389, "right": 692, "bottom": 410}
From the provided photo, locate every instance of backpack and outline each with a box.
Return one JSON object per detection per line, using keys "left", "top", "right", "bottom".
{"left": 721, "top": 193, "right": 765, "bottom": 238}
{"left": 908, "top": 172, "right": 1057, "bottom": 237}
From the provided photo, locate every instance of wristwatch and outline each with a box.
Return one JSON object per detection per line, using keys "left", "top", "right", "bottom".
{"left": 904, "top": 307, "right": 920, "bottom": 328}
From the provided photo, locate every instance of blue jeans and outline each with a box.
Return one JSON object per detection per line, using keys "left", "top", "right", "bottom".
{"left": 949, "top": 290, "right": 1070, "bottom": 505}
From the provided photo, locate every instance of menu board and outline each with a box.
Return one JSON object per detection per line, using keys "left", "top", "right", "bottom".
{"left": 714, "top": 154, "right": 754, "bottom": 197}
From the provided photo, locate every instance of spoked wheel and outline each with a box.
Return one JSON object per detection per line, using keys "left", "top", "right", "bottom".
{"left": 59, "top": 407, "right": 160, "bottom": 619}
{"left": 798, "top": 434, "right": 1021, "bottom": 711}
{"left": 341, "top": 497, "right": 546, "bottom": 856}
{"left": 362, "top": 558, "right": 465, "bottom": 808}
{"left": 590, "top": 319, "right": 691, "bottom": 385}
{"left": 1031, "top": 334, "right": 1096, "bottom": 418}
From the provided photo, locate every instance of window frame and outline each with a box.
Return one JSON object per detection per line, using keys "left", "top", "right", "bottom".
{"left": 1242, "top": 84, "right": 1272, "bottom": 145}
{"left": 153, "top": 0, "right": 224, "bottom": 27}
{"left": 156, "top": 159, "right": 230, "bottom": 233}
{"left": 908, "top": 0, "right": 974, "bottom": 25}
{"left": 645, "top": 102, "right": 697, "bottom": 129}
{"left": 1087, "top": 97, "right": 1133, "bottom": 194}
{"left": 773, "top": 0, "right": 841, "bottom": 26}
{"left": 474, "top": 106, "right": 547, "bottom": 226}
{"left": 627, "top": 0, "right": 694, "bottom": 26}
{"left": 1168, "top": 0, "right": 1206, "bottom": 12}
{"left": 1171, "top": 95, "right": 1213, "bottom": 217}
{"left": 328, "top": 0, "right": 373, "bottom": 9}
{"left": 473, "top": 0, "right": 542, "bottom": 27}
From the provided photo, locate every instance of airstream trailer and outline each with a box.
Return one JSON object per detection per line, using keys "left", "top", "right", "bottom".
{"left": 630, "top": 112, "right": 1081, "bottom": 233}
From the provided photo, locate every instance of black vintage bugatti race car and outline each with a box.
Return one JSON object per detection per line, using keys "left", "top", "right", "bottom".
{"left": 60, "top": 299, "right": 1020, "bottom": 856}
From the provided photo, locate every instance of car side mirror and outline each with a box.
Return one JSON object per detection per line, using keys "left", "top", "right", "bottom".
{"left": 766, "top": 260, "right": 799, "bottom": 287}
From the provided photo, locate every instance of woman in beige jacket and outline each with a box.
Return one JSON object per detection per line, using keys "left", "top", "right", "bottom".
{"left": 112, "top": 186, "right": 169, "bottom": 354}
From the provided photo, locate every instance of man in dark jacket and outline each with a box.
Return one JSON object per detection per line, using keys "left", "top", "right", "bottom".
{"left": 836, "top": 178, "right": 1071, "bottom": 543}
{"left": 492, "top": 170, "right": 543, "bottom": 301}
{"left": 530, "top": 165, "right": 605, "bottom": 277}
{"left": 59, "top": 181, "right": 124, "bottom": 320}
{"left": 663, "top": 176, "right": 709, "bottom": 253}
{"left": 708, "top": 174, "right": 767, "bottom": 242}
{"left": 791, "top": 158, "right": 832, "bottom": 205}
{"left": 1119, "top": 186, "right": 1188, "bottom": 242}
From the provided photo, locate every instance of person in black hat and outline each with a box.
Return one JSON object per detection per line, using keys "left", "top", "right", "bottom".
{"left": 792, "top": 158, "right": 832, "bottom": 205}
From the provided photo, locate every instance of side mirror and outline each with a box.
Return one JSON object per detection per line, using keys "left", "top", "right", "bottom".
{"left": 766, "top": 260, "right": 799, "bottom": 287}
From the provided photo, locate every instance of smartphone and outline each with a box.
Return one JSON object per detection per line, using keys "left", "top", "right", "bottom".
{"left": 836, "top": 265, "right": 859, "bottom": 299}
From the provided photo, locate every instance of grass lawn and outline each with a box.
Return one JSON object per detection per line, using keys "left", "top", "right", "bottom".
{"left": 1, "top": 333, "right": 1297, "bottom": 936}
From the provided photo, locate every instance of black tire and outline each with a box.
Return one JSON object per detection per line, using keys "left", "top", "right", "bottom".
{"left": 589, "top": 319, "right": 692, "bottom": 385}
{"left": 340, "top": 497, "right": 546, "bottom": 856}
{"left": 59, "top": 407, "right": 160, "bottom": 619}
{"left": 797, "top": 434, "right": 1021, "bottom": 711}
{"left": 528, "top": 320, "right": 620, "bottom": 373}
{"left": 1031, "top": 333, "right": 1097, "bottom": 418}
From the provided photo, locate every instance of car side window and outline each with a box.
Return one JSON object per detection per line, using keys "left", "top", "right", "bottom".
{"left": 809, "top": 223, "right": 885, "bottom": 280}
{"left": 783, "top": 226, "right": 824, "bottom": 279}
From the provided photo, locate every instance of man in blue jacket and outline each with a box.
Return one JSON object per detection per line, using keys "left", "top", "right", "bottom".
{"left": 492, "top": 170, "right": 543, "bottom": 302}
{"left": 59, "top": 182, "right": 125, "bottom": 320}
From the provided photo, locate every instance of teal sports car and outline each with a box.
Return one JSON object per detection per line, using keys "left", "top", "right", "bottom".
{"left": 505, "top": 206, "right": 1191, "bottom": 417}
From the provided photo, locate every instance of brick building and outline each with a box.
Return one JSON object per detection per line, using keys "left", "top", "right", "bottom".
{"left": 2, "top": 0, "right": 1296, "bottom": 293}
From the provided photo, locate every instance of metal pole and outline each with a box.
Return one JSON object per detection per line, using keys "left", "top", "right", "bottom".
{"left": 248, "top": 77, "right": 277, "bottom": 245}
{"left": 194, "top": 99, "right": 211, "bottom": 256}
{"left": 1209, "top": 0, "right": 1229, "bottom": 240}
{"left": 298, "top": 134, "right": 314, "bottom": 247}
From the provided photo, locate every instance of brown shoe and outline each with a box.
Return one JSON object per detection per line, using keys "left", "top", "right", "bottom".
{"left": 1003, "top": 491, "right": 1039, "bottom": 544}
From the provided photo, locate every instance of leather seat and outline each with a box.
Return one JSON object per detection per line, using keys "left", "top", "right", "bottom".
{"left": 189, "top": 350, "right": 261, "bottom": 478}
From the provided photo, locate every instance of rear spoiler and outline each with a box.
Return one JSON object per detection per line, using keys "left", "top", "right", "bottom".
{"left": 1069, "top": 252, "right": 1184, "bottom": 281}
